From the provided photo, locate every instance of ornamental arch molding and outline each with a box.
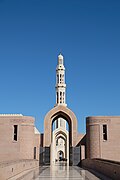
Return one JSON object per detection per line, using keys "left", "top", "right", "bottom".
{"left": 44, "top": 105, "right": 78, "bottom": 147}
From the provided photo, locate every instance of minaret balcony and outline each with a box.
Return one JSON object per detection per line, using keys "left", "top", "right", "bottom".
{"left": 55, "top": 84, "right": 66, "bottom": 88}
{"left": 55, "top": 103, "right": 67, "bottom": 107}
{"left": 56, "top": 66, "right": 65, "bottom": 71}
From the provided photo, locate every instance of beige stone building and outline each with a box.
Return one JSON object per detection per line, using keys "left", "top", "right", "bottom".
{"left": 86, "top": 116, "right": 120, "bottom": 161}
{"left": 0, "top": 114, "right": 40, "bottom": 179}
{"left": 0, "top": 114, "right": 40, "bottom": 162}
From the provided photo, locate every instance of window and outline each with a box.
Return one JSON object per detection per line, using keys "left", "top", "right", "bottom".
{"left": 56, "top": 120, "right": 58, "bottom": 128}
{"left": 56, "top": 139, "right": 58, "bottom": 146}
{"left": 34, "top": 147, "right": 36, "bottom": 159}
{"left": 60, "top": 74, "right": 62, "bottom": 83}
{"left": 57, "top": 92, "right": 58, "bottom": 103}
{"left": 103, "top": 124, "right": 107, "bottom": 141}
{"left": 57, "top": 74, "right": 59, "bottom": 83}
{"left": 13, "top": 125, "right": 18, "bottom": 141}
{"left": 60, "top": 91, "right": 62, "bottom": 97}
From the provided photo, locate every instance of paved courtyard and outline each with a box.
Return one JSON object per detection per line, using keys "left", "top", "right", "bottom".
{"left": 35, "top": 165, "right": 96, "bottom": 180}
{"left": 33, "top": 164, "right": 111, "bottom": 180}
{"left": 10, "top": 164, "right": 111, "bottom": 180}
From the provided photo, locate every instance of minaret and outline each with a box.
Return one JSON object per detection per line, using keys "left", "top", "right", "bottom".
{"left": 55, "top": 54, "right": 67, "bottom": 106}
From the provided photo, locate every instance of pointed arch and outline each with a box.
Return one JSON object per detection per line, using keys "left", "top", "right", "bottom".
{"left": 44, "top": 105, "right": 78, "bottom": 147}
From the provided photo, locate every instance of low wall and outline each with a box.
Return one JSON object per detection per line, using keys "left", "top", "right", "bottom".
{"left": 81, "top": 158, "right": 120, "bottom": 180}
{"left": 0, "top": 159, "right": 39, "bottom": 180}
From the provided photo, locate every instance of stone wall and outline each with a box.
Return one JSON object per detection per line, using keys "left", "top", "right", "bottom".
{"left": 81, "top": 158, "right": 120, "bottom": 180}
{"left": 0, "top": 159, "right": 39, "bottom": 180}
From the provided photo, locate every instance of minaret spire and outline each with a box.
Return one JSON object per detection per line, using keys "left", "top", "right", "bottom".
{"left": 55, "top": 53, "right": 67, "bottom": 106}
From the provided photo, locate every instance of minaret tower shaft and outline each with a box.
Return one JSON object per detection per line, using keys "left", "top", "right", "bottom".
{"left": 55, "top": 54, "right": 67, "bottom": 106}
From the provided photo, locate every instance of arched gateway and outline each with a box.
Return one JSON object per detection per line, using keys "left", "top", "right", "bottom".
{"left": 43, "top": 54, "right": 79, "bottom": 165}
{"left": 44, "top": 105, "right": 78, "bottom": 147}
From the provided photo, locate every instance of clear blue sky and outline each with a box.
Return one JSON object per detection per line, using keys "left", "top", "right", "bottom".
{"left": 0, "top": 0, "right": 120, "bottom": 133}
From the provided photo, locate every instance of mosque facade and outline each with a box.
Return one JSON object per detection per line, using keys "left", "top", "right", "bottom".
{"left": 42, "top": 54, "right": 120, "bottom": 165}
{"left": 0, "top": 54, "right": 120, "bottom": 179}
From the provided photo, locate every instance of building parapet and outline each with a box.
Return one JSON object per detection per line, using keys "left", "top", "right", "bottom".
{"left": 0, "top": 114, "right": 23, "bottom": 116}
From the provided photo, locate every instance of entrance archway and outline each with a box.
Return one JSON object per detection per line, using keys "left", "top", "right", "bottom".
{"left": 44, "top": 105, "right": 78, "bottom": 165}
{"left": 44, "top": 105, "right": 78, "bottom": 147}
{"left": 51, "top": 125, "right": 69, "bottom": 164}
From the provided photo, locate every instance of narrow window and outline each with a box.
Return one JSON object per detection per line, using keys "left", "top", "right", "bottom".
{"left": 56, "top": 139, "right": 58, "bottom": 146}
{"left": 63, "top": 92, "right": 65, "bottom": 103}
{"left": 60, "top": 91, "right": 62, "bottom": 98}
{"left": 13, "top": 125, "right": 18, "bottom": 141}
{"left": 34, "top": 147, "right": 36, "bottom": 159}
{"left": 56, "top": 120, "right": 58, "bottom": 128}
{"left": 57, "top": 74, "right": 59, "bottom": 83}
{"left": 103, "top": 124, "right": 107, "bottom": 141}
{"left": 59, "top": 74, "right": 61, "bottom": 83}
{"left": 57, "top": 92, "right": 58, "bottom": 103}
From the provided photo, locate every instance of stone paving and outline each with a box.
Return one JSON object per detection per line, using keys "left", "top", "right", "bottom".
{"left": 10, "top": 163, "right": 111, "bottom": 180}
{"left": 34, "top": 165, "right": 102, "bottom": 180}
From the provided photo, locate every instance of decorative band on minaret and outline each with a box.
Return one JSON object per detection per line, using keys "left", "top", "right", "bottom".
{"left": 55, "top": 54, "right": 67, "bottom": 106}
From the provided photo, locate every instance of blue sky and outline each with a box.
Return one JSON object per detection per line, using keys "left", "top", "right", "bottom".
{"left": 0, "top": 0, "right": 120, "bottom": 133}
